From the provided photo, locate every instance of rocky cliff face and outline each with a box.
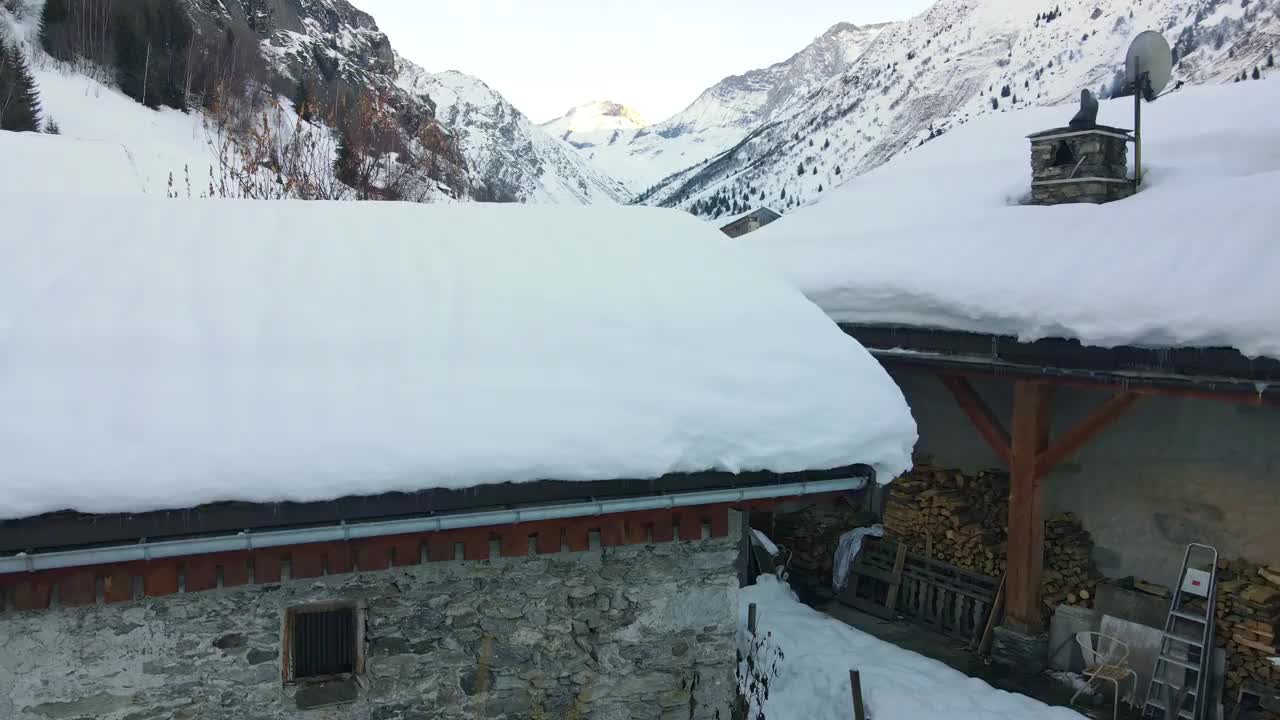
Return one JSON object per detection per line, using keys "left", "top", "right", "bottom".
{"left": 186, "top": 0, "right": 623, "bottom": 203}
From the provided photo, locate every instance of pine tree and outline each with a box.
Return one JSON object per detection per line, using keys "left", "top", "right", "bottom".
{"left": 39, "top": 0, "right": 71, "bottom": 58}
{"left": 835, "top": 166, "right": 842, "bottom": 176}
{"left": 1253, "top": 66, "right": 1261, "bottom": 80}
{"left": 796, "top": 162, "right": 804, "bottom": 177}
{"left": 1269, "top": 53, "right": 1275, "bottom": 68}
{"left": 334, "top": 128, "right": 357, "bottom": 187}
{"left": 991, "top": 96, "right": 999, "bottom": 110}
{"left": 0, "top": 38, "right": 44, "bottom": 132}
{"left": 44, "top": 117, "right": 61, "bottom": 134}
{"left": 294, "top": 79, "right": 315, "bottom": 122}
{"left": 811, "top": 167, "right": 817, "bottom": 176}
{"left": 1000, "top": 84, "right": 1011, "bottom": 98}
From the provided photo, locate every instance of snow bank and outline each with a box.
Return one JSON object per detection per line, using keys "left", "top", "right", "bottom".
{"left": 29, "top": 64, "right": 221, "bottom": 196}
{"left": 745, "top": 79, "right": 1280, "bottom": 358}
{"left": 0, "top": 131, "right": 142, "bottom": 195}
{"left": 0, "top": 198, "right": 917, "bottom": 520}
{"left": 741, "top": 577, "right": 1085, "bottom": 720}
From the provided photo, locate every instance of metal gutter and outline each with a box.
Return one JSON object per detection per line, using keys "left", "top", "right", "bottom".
{"left": 0, "top": 476, "right": 867, "bottom": 576}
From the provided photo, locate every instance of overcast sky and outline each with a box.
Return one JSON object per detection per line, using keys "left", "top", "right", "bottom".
{"left": 350, "top": 0, "right": 934, "bottom": 125}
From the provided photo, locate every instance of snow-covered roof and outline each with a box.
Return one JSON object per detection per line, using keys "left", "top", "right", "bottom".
{"left": 744, "top": 80, "right": 1280, "bottom": 359}
{"left": 0, "top": 195, "right": 917, "bottom": 520}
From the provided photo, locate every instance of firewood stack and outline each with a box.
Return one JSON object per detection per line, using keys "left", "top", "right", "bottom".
{"left": 1215, "top": 559, "right": 1280, "bottom": 706}
{"left": 883, "top": 466, "right": 1009, "bottom": 576}
{"left": 884, "top": 467, "right": 1101, "bottom": 622}
{"left": 1038, "top": 513, "right": 1102, "bottom": 620}
{"left": 772, "top": 504, "right": 866, "bottom": 586}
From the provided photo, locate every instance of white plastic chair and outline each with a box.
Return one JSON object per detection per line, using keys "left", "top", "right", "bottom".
{"left": 1069, "top": 631, "right": 1140, "bottom": 720}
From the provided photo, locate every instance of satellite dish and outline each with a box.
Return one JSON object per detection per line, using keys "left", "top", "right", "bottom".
{"left": 1125, "top": 31, "right": 1173, "bottom": 101}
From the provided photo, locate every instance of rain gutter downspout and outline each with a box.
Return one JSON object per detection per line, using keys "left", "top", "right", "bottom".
{"left": 0, "top": 476, "right": 868, "bottom": 575}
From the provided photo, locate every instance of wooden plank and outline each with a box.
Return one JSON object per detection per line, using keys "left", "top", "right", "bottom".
{"left": 253, "top": 551, "right": 284, "bottom": 583}
{"left": 389, "top": 536, "right": 422, "bottom": 567}
{"left": 1035, "top": 392, "right": 1139, "bottom": 477}
{"left": 143, "top": 563, "right": 179, "bottom": 597}
{"left": 290, "top": 546, "right": 324, "bottom": 579}
{"left": 851, "top": 670, "right": 867, "bottom": 720}
{"left": 978, "top": 574, "right": 1008, "bottom": 654}
{"left": 1006, "top": 381, "right": 1052, "bottom": 633}
{"left": 500, "top": 528, "right": 529, "bottom": 558}
{"left": 708, "top": 505, "right": 731, "bottom": 538}
{"left": 940, "top": 375, "right": 1013, "bottom": 466}
{"left": 57, "top": 571, "right": 97, "bottom": 607}
{"left": 427, "top": 533, "right": 457, "bottom": 562}
{"left": 103, "top": 567, "right": 134, "bottom": 603}
{"left": 535, "top": 525, "right": 562, "bottom": 555}
{"left": 599, "top": 516, "right": 626, "bottom": 547}
{"left": 183, "top": 557, "right": 219, "bottom": 592}
{"left": 650, "top": 512, "right": 675, "bottom": 543}
{"left": 677, "top": 512, "right": 702, "bottom": 542}
{"left": 461, "top": 530, "right": 490, "bottom": 561}
{"left": 564, "top": 522, "right": 590, "bottom": 552}
{"left": 12, "top": 579, "right": 52, "bottom": 611}
{"left": 326, "top": 543, "right": 354, "bottom": 575}
{"left": 219, "top": 553, "right": 251, "bottom": 587}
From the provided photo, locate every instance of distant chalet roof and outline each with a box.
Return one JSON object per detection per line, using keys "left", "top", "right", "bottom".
{"left": 0, "top": 194, "right": 917, "bottom": 525}
{"left": 720, "top": 207, "right": 782, "bottom": 229}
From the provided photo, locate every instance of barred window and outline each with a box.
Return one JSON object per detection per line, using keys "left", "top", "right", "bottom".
{"left": 285, "top": 603, "right": 363, "bottom": 682}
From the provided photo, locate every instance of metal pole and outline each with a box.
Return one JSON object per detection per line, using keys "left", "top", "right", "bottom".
{"left": 1134, "top": 61, "right": 1143, "bottom": 187}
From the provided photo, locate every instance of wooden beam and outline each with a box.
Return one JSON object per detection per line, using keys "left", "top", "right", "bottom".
{"left": 890, "top": 359, "right": 1277, "bottom": 407}
{"left": 1035, "top": 392, "right": 1140, "bottom": 477}
{"left": 1005, "top": 381, "right": 1053, "bottom": 633}
{"left": 939, "top": 375, "right": 1013, "bottom": 466}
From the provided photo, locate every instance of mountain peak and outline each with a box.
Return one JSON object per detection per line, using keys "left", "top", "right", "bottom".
{"left": 543, "top": 101, "right": 648, "bottom": 134}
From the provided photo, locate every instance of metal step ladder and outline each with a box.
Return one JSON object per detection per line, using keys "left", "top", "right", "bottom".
{"left": 1142, "top": 543, "right": 1219, "bottom": 720}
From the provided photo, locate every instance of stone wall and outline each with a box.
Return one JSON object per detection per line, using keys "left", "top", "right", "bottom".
{"left": 0, "top": 521, "right": 741, "bottom": 720}
{"left": 1029, "top": 129, "right": 1134, "bottom": 205}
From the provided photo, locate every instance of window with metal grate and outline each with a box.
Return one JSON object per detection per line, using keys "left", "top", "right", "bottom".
{"left": 291, "top": 606, "right": 356, "bottom": 679}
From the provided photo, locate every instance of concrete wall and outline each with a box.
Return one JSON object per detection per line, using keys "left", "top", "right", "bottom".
{"left": 891, "top": 369, "right": 1280, "bottom": 588}
{"left": 0, "top": 521, "right": 741, "bottom": 720}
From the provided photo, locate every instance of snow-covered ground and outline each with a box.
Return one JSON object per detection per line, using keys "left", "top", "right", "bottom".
{"left": 23, "top": 63, "right": 220, "bottom": 196}
{"left": 741, "top": 577, "right": 1085, "bottom": 720}
{"left": 0, "top": 196, "right": 917, "bottom": 520}
{"left": 744, "top": 79, "right": 1280, "bottom": 358}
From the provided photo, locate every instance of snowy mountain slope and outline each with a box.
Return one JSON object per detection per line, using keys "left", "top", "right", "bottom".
{"left": 542, "top": 100, "right": 647, "bottom": 135}
{"left": 398, "top": 63, "right": 628, "bottom": 204}
{"left": 552, "top": 22, "right": 892, "bottom": 194}
{"left": 2, "top": 0, "right": 622, "bottom": 205}
{"left": 640, "top": 0, "right": 1280, "bottom": 219}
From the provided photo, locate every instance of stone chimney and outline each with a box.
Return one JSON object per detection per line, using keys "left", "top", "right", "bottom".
{"left": 1027, "top": 127, "right": 1135, "bottom": 205}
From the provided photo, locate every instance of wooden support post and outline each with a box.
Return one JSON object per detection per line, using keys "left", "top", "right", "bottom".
{"left": 1005, "top": 381, "right": 1052, "bottom": 633}
{"left": 850, "top": 670, "right": 867, "bottom": 720}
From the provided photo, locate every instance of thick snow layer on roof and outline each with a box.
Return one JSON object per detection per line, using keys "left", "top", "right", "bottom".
{"left": 744, "top": 80, "right": 1280, "bottom": 358}
{"left": 0, "top": 197, "right": 916, "bottom": 520}
{"left": 741, "top": 577, "right": 1085, "bottom": 719}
